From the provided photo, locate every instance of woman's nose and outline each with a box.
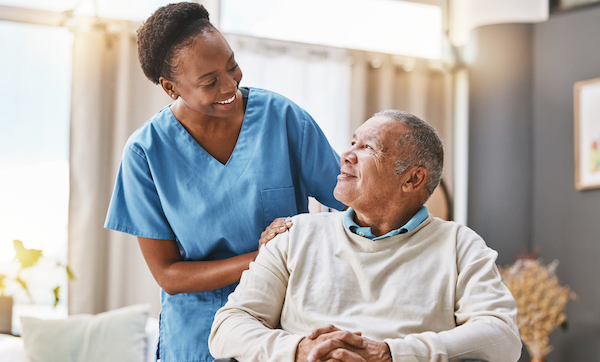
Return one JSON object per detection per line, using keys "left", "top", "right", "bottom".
{"left": 222, "top": 74, "right": 238, "bottom": 93}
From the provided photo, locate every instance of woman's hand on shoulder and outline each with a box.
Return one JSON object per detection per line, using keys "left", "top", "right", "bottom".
{"left": 259, "top": 217, "right": 293, "bottom": 248}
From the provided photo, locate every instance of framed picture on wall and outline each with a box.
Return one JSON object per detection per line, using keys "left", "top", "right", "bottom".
{"left": 551, "top": 0, "right": 600, "bottom": 12}
{"left": 574, "top": 77, "right": 600, "bottom": 190}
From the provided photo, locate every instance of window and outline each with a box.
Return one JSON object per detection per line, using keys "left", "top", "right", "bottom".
{"left": 220, "top": 0, "right": 443, "bottom": 59}
{"left": 0, "top": 0, "right": 173, "bottom": 21}
{"left": 0, "top": 20, "right": 73, "bottom": 332}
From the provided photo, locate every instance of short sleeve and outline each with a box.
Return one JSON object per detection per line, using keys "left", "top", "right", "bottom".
{"left": 298, "top": 116, "right": 345, "bottom": 211}
{"left": 104, "top": 144, "right": 176, "bottom": 240}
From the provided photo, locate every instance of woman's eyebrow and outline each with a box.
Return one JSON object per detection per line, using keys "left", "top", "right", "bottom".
{"left": 197, "top": 52, "right": 235, "bottom": 80}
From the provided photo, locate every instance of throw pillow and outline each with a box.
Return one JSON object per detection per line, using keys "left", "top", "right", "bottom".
{"left": 20, "top": 304, "right": 149, "bottom": 362}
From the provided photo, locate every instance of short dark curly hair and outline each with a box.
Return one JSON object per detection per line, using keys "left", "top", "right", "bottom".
{"left": 137, "top": 2, "right": 215, "bottom": 84}
{"left": 374, "top": 110, "right": 444, "bottom": 196}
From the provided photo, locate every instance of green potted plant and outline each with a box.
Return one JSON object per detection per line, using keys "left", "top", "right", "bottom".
{"left": 0, "top": 239, "right": 75, "bottom": 334}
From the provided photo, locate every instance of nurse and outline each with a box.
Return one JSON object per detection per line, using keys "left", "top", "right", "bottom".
{"left": 104, "top": 2, "right": 345, "bottom": 362}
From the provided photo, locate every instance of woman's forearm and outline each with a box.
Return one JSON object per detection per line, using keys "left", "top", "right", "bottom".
{"left": 137, "top": 218, "right": 292, "bottom": 294}
{"left": 137, "top": 236, "right": 258, "bottom": 294}
{"left": 158, "top": 251, "right": 258, "bottom": 294}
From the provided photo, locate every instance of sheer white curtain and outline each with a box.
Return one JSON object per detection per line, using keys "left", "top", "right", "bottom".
{"left": 68, "top": 18, "right": 166, "bottom": 317}
{"left": 225, "top": 34, "right": 352, "bottom": 154}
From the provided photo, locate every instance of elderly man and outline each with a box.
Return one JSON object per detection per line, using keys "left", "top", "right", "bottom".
{"left": 209, "top": 110, "right": 521, "bottom": 362}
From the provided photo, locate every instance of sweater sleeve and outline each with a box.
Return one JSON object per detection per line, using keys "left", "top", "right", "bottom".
{"left": 209, "top": 231, "right": 304, "bottom": 362}
{"left": 384, "top": 226, "right": 522, "bottom": 362}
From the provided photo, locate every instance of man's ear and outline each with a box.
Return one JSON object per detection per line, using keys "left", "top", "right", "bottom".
{"left": 401, "top": 166, "right": 428, "bottom": 192}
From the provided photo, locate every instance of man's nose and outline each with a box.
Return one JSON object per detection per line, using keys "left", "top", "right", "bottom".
{"left": 342, "top": 150, "right": 357, "bottom": 164}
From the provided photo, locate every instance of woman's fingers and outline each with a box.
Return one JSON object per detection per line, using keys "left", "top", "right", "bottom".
{"left": 258, "top": 217, "right": 293, "bottom": 248}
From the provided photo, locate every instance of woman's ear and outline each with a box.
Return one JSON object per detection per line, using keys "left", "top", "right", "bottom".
{"left": 401, "top": 166, "right": 428, "bottom": 192}
{"left": 159, "top": 77, "right": 178, "bottom": 100}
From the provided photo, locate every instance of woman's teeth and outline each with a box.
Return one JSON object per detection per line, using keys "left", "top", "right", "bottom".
{"left": 217, "top": 95, "right": 236, "bottom": 104}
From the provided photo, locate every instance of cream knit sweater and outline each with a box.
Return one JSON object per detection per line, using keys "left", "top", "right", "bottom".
{"left": 209, "top": 212, "right": 521, "bottom": 362}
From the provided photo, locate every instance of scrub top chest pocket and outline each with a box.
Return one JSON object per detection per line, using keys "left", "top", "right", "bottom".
{"left": 260, "top": 187, "right": 298, "bottom": 229}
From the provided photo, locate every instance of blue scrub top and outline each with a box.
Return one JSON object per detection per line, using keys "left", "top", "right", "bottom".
{"left": 105, "top": 88, "right": 345, "bottom": 362}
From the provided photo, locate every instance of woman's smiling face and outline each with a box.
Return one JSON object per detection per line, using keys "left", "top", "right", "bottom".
{"left": 168, "top": 29, "right": 243, "bottom": 119}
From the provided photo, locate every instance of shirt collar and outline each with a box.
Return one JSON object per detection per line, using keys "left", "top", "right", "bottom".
{"left": 343, "top": 206, "right": 429, "bottom": 240}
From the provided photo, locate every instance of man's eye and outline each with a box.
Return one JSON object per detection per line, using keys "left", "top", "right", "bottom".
{"left": 228, "top": 63, "right": 239, "bottom": 72}
{"left": 365, "top": 144, "right": 373, "bottom": 149}
{"left": 351, "top": 141, "right": 356, "bottom": 146}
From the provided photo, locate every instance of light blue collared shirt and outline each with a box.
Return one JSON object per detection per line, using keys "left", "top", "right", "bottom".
{"left": 343, "top": 206, "right": 429, "bottom": 240}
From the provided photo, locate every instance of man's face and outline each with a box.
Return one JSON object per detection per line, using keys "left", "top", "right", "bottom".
{"left": 334, "top": 116, "right": 409, "bottom": 213}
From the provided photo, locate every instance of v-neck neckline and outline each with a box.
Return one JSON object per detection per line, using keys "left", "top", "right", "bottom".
{"left": 167, "top": 96, "right": 250, "bottom": 168}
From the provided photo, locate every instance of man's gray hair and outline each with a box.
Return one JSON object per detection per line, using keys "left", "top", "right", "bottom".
{"left": 374, "top": 110, "right": 444, "bottom": 196}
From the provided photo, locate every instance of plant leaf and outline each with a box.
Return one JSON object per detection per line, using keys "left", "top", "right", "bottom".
{"left": 65, "top": 265, "right": 76, "bottom": 281}
{"left": 15, "top": 276, "right": 31, "bottom": 300}
{"left": 13, "top": 239, "right": 43, "bottom": 270}
{"left": 53, "top": 286, "right": 60, "bottom": 307}
{"left": 0, "top": 274, "right": 7, "bottom": 296}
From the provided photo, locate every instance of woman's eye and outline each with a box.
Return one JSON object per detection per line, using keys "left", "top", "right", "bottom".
{"left": 365, "top": 144, "right": 373, "bottom": 150}
{"left": 228, "top": 63, "right": 239, "bottom": 72}
{"left": 204, "top": 79, "right": 217, "bottom": 87}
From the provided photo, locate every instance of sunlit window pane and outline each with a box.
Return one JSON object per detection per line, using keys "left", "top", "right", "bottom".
{"left": 0, "top": 0, "right": 174, "bottom": 22}
{"left": 0, "top": 0, "right": 75, "bottom": 12}
{"left": 0, "top": 20, "right": 73, "bottom": 332}
{"left": 220, "top": 0, "right": 443, "bottom": 59}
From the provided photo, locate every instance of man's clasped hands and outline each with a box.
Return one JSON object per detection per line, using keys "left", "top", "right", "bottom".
{"left": 297, "top": 325, "right": 392, "bottom": 362}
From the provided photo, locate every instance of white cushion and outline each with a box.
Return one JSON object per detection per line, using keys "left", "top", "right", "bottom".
{"left": 20, "top": 304, "right": 149, "bottom": 362}
{"left": 144, "top": 317, "right": 159, "bottom": 362}
{"left": 0, "top": 334, "right": 28, "bottom": 362}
